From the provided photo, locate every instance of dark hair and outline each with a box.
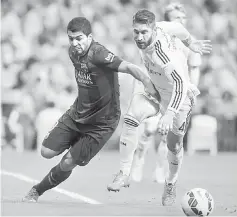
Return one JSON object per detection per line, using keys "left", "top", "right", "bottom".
{"left": 133, "top": 9, "right": 155, "bottom": 26}
{"left": 67, "top": 17, "right": 92, "bottom": 36}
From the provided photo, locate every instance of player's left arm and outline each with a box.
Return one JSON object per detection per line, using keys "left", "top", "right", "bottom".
{"left": 154, "top": 41, "right": 188, "bottom": 114}
{"left": 153, "top": 41, "right": 189, "bottom": 134}
{"left": 157, "top": 21, "right": 212, "bottom": 55}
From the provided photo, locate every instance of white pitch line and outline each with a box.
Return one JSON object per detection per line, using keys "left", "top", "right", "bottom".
{"left": 1, "top": 169, "right": 102, "bottom": 205}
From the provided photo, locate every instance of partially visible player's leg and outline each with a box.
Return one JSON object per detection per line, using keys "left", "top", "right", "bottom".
{"left": 23, "top": 114, "right": 79, "bottom": 202}
{"left": 131, "top": 115, "right": 160, "bottom": 182}
{"left": 162, "top": 131, "right": 184, "bottom": 206}
{"left": 166, "top": 132, "right": 184, "bottom": 184}
{"left": 162, "top": 96, "right": 194, "bottom": 206}
{"left": 119, "top": 94, "right": 159, "bottom": 175}
{"left": 25, "top": 151, "right": 77, "bottom": 202}
{"left": 130, "top": 123, "right": 152, "bottom": 182}
{"left": 108, "top": 93, "right": 159, "bottom": 191}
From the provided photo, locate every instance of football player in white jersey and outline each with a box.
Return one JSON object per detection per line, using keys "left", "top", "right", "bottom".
{"left": 131, "top": 2, "right": 202, "bottom": 184}
{"left": 107, "top": 9, "right": 211, "bottom": 206}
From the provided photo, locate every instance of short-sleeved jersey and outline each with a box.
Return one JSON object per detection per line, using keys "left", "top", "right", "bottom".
{"left": 133, "top": 21, "right": 201, "bottom": 98}
{"left": 67, "top": 40, "right": 122, "bottom": 124}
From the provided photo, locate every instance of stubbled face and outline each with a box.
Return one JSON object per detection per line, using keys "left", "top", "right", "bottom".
{"left": 133, "top": 22, "right": 155, "bottom": 49}
{"left": 67, "top": 31, "right": 92, "bottom": 55}
{"left": 168, "top": 10, "right": 187, "bottom": 26}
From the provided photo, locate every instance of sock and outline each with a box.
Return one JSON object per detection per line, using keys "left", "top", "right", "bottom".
{"left": 166, "top": 146, "right": 184, "bottom": 184}
{"left": 120, "top": 115, "right": 140, "bottom": 176}
{"left": 156, "top": 137, "right": 168, "bottom": 171}
{"left": 34, "top": 163, "right": 72, "bottom": 196}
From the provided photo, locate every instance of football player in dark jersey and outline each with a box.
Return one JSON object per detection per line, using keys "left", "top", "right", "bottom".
{"left": 23, "top": 17, "right": 158, "bottom": 202}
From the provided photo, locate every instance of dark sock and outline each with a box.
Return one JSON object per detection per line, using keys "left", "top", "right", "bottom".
{"left": 34, "top": 163, "right": 72, "bottom": 196}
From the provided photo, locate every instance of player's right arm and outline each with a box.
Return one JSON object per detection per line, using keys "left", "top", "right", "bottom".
{"left": 118, "top": 61, "right": 159, "bottom": 100}
{"left": 92, "top": 45, "right": 159, "bottom": 100}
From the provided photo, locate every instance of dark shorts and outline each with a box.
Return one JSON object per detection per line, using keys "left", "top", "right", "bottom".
{"left": 42, "top": 113, "right": 119, "bottom": 166}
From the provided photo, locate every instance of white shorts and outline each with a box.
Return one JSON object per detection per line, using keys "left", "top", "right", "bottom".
{"left": 162, "top": 93, "right": 195, "bottom": 136}
{"left": 134, "top": 79, "right": 196, "bottom": 136}
{"left": 140, "top": 92, "right": 195, "bottom": 137}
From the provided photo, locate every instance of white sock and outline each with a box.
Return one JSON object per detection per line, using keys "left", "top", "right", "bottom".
{"left": 120, "top": 115, "right": 140, "bottom": 176}
{"left": 166, "top": 146, "right": 184, "bottom": 184}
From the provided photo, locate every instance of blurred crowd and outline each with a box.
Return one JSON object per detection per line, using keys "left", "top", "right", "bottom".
{"left": 1, "top": 0, "right": 237, "bottom": 151}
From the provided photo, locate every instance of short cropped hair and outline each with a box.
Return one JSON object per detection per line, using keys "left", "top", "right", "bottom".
{"left": 133, "top": 9, "right": 156, "bottom": 26}
{"left": 67, "top": 17, "right": 92, "bottom": 36}
{"left": 164, "top": 2, "right": 186, "bottom": 21}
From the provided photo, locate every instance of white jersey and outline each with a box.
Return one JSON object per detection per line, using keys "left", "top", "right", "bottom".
{"left": 133, "top": 21, "right": 201, "bottom": 104}
{"left": 138, "top": 22, "right": 200, "bottom": 113}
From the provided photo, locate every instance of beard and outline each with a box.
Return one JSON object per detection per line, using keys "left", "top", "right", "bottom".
{"left": 135, "top": 35, "right": 153, "bottom": 49}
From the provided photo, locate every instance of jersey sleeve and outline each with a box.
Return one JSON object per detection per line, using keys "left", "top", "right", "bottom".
{"left": 153, "top": 39, "right": 188, "bottom": 113}
{"left": 92, "top": 46, "right": 123, "bottom": 72}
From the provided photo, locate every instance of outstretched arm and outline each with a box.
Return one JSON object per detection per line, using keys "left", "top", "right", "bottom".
{"left": 157, "top": 21, "right": 212, "bottom": 55}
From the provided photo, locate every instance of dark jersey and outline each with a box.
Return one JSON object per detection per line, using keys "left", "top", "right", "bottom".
{"left": 67, "top": 40, "right": 122, "bottom": 124}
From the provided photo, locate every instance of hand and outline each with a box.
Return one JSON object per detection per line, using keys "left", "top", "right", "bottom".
{"left": 157, "top": 110, "right": 175, "bottom": 135}
{"left": 188, "top": 40, "right": 212, "bottom": 55}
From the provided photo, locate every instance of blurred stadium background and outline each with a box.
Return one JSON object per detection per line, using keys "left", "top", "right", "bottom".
{"left": 1, "top": 0, "right": 237, "bottom": 216}
{"left": 1, "top": 0, "right": 237, "bottom": 153}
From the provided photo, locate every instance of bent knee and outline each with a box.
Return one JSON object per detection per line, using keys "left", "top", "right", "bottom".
{"left": 143, "top": 119, "right": 158, "bottom": 137}
{"left": 61, "top": 149, "right": 90, "bottom": 168}
{"left": 167, "top": 143, "right": 183, "bottom": 154}
{"left": 167, "top": 132, "right": 183, "bottom": 153}
{"left": 167, "top": 140, "right": 182, "bottom": 152}
{"left": 41, "top": 146, "right": 59, "bottom": 159}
